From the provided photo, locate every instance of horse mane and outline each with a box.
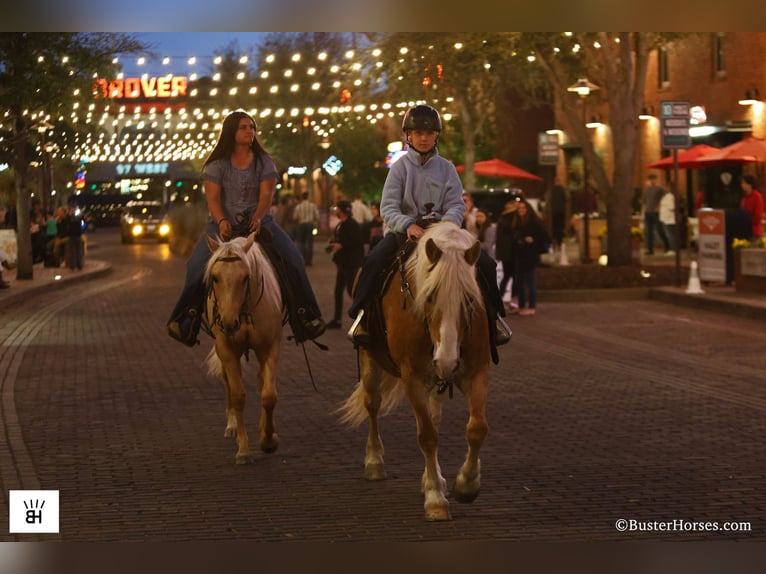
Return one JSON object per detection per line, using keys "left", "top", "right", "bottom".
{"left": 405, "top": 222, "right": 482, "bottom": 324}
{"left": 204, "top": 235, "right": 281, "bottom": 306}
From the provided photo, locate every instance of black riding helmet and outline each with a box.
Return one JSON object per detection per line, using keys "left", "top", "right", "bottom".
{"left": 402, "top": 105, "right": 442, "bottom": 156}
{"left": 402, "top": 105, "right": 442, "bottom": 132}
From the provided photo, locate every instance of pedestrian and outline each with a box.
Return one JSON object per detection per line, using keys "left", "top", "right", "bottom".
{"left": 511, "top": 200, "right": 550, "bottom": 316}
{"left": 30, "top": 199, "right": 46, "bottom": 263}
{"left": 64, "top": 205, "right": 84, "bottom": 271}
{"left": 739, "top": 175, "right": 764, "bottom": 241}
{"left": 641, "top": 172, "right": 670, "bottom": 255}
{"left": 475, "top": 207, "right": 496, "bottom": 258}
{"left": 166, "top": 110, "right": 326, "bottom": 347}
{"left": 347, "top": 104, "right": 510, "bottom": 350}
{"left": 364, "top": 201, "right": 384, "bottom": 251}
{"left": 292, "top": 191, "right": 319, "bottom": 266}
{"left": 658, "top": 188, "right": 677, "bottom": 255}
{"left": 326, "top": 200, "right": 364, "bottom": 329}
{"left": 351, "top": 193, "right": 372, "bottom": 225}
{"left": 495, "top": 198, "right": 520, "bottom": 313}
{"left": 462, "top": 192, "right": 478, "bottom": 238}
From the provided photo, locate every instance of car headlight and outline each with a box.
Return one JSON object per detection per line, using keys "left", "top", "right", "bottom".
{"left": 131, "top": 224, "right": 144, "bottom": 236}
{"left": 159, "top": 223, "right": 170, "bottom": 236}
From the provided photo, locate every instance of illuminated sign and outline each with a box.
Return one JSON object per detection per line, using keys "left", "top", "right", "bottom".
{"left": 323, "top": 155, "right": 343, "bottom": 176}
{"left": 287, "top": 166, "right": 308, "bottom": 176}
{"left": 93, "top": 76, "right": 188, "bottom": 99}
{"left": 116, "top": 163, "right": 170, "bottom": 176}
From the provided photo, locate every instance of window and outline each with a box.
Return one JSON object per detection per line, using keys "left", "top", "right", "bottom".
{"left": 658, "top": 47, "right": 670, "bottom": 88}
{"left": 714, "top": 33, "right": 726, "bottom": 76}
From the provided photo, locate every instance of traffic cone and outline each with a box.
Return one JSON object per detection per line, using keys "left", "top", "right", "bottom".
{"left": 685, "top": 261, "right": 705, "bottom": 294}
{"left": 559, "top": 241, "right": 570, "bottom": 266}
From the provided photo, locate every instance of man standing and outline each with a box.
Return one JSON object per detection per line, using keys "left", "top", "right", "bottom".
{"left": 292, "top": 191, "right": 319, "bottom": 266}
{"left": 641, "top": 173, "right": 670, "bottom": 255}
{"left": 740, "top": 175, "right": 764, "bottom": 241}
{"left": 326, "top": 200, "right": 364, "bottom": 329}
{"left": 351, "top": 193, "right": 372, "bottom": 225}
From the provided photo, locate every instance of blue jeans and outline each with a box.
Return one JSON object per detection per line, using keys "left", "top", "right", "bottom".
{"left": 644, "top": 212, "right": 669, "bottom": 253}
{"left": 168, "top": 215, "right": 321, "bottom": 324}
{"left": 515, "top": 266, "right": 537, "bottom": 310}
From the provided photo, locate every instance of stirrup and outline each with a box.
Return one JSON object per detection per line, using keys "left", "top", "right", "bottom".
{"left": 347, "top": 309, "right": 369, "bottom": 346}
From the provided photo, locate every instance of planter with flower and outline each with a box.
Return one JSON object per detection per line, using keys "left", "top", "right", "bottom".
{"left": 732, "top": 237, "right": 766, "bottom": 293}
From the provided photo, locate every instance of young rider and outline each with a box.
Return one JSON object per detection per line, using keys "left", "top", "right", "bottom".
{"left": 347, "top": 104, "right": 511, "bottom": 354}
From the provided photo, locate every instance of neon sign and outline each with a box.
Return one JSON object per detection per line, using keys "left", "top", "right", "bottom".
{"left": 93, "top": 76, "right": 188, "bottom": 99}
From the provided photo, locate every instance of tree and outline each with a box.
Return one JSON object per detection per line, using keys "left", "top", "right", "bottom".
{"left": 0, "top": 33, "right": 144, "bottom": 279}
{"left": 511, "top": 32, "right": 687, "bottom": 266}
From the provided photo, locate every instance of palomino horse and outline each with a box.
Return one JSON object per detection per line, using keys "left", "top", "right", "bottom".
{"left": 339, "top": 222, "right": 491, "bottom": 521}
{"left": 204, "top": 232, "right": 284, "bottom": 464}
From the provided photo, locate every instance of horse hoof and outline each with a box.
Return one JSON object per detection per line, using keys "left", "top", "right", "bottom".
{"left": 260, "top": 438, "right": 278, "bottom": 453}
{"left": 424, "top": 506, "right": 451, "bottom": 521}
{"left": 453, "top": 489, "right": 479, "bottom": 504}
{"left": 364, "top": 463, "right": 386, "bottom": 481}
{"left": 235, "top": 453, "right": 255, "bottom": 465}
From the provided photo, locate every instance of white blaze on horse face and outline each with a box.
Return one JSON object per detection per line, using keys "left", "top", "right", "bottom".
{"left": 433, "top": 320, "right": 460, "bottom": 380}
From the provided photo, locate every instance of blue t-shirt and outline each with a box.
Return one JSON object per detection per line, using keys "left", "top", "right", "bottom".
{"left": 202, "top": 152, "right": 278, "bottom": 225}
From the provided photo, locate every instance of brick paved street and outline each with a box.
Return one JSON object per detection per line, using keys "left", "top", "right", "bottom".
{"left": 1, "top": 230, "right": 764, "bottom": 541}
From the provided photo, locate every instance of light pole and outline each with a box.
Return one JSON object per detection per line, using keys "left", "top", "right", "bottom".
{"left": 567, "top": 77, "right": 599, "bottom": 264}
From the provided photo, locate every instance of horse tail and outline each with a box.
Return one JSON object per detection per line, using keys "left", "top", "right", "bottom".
{"left": 336, "top": 377, "right": 405, "bottom": 428}
{"left": 205, "top": 347, "right": 223, "bottom": 379}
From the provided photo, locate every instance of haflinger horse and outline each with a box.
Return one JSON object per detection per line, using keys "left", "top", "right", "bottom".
{"left": 204, "top": 232, "right": 284, "bottom": 464}
{"left": 339, "top": 221, "right": 491, "bottom": 521}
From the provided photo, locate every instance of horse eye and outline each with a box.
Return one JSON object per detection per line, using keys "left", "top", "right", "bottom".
{"left": 241, "top": 277, "right": 248, "bottom": 285}
{"left": 211, "top": 276, "right": 219, "bottom": 284}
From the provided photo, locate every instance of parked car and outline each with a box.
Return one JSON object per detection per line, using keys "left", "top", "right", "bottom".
{"left": 120, "top": 201, "right": 170, "bottom": 244}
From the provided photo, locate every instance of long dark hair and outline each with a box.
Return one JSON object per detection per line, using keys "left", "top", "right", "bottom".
{"left": 203, "top": 109, "right": 268, "bottom": 171}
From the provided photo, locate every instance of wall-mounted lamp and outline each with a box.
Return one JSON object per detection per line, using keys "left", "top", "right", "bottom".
{"left": 639, "top": 105, "right": 655, "bottom": 120}
{"left": 585, "top": 116, "right": 604, "bottom": 128}
{"left": 545, "top": 129, "right": 564, "bottom": 135}
{"left": 738, "top": 88, "right": 761, "bottom": 105}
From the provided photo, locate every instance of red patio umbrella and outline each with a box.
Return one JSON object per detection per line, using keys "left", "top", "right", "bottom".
{"left": 687, "top": 136, "right": 766, "bottom": 168}
{"left": 645, "top": 144, "right": 718, "bottom": 169}
{"left": 454, "top": 158, "right": 543, "bottom": 181}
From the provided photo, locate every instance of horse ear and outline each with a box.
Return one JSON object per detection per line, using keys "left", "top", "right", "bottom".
{"left": 243, "top": 232, "right": 256, "bottom": 253}
{"left": 465, "top": 240, "right": 481, "bottom": 266}
{"left": 206, "top": 234, "right": 219, "bottom": 253}
{"left": 425, "top": 238, "right": 442, "bottom": 264}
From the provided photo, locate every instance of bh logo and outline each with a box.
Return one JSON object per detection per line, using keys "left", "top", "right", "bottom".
{"left": 8, "top": 490, "right": 59, "bottom": 533}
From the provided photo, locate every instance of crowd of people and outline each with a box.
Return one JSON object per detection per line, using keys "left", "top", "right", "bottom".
{"left": 0, "top": 200, "right": 87, "bottom": 289}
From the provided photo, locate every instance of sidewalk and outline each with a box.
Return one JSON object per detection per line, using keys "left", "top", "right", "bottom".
{"left": 0, "top": 258, "right": 112, "bottom": 310}
{"left": 542, "top": 236, "right": 766, "bottom": 321}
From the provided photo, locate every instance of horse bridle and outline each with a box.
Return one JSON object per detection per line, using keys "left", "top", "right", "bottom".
{"left": 208, "top": 254, "right": 265, "bottom": 333}
{"left": 396, "top": 247, "right": 477, "bottom": 398}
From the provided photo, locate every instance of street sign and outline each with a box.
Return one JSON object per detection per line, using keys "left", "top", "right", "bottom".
{"left": 538, "top": 132, "right": 560, "bottom": 166}
{"left": 660, "top": 100, "right": 691, "bottom": 150}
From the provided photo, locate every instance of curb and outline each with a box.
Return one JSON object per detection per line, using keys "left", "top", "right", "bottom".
{"left": 0, "top": 261, "right": 113, "bottom": 311}
{"left": 649, "top": 286, "right": 766, "bottom": 322}
{"left": 538, "top": 287, "right": 651, "bottom": 302}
